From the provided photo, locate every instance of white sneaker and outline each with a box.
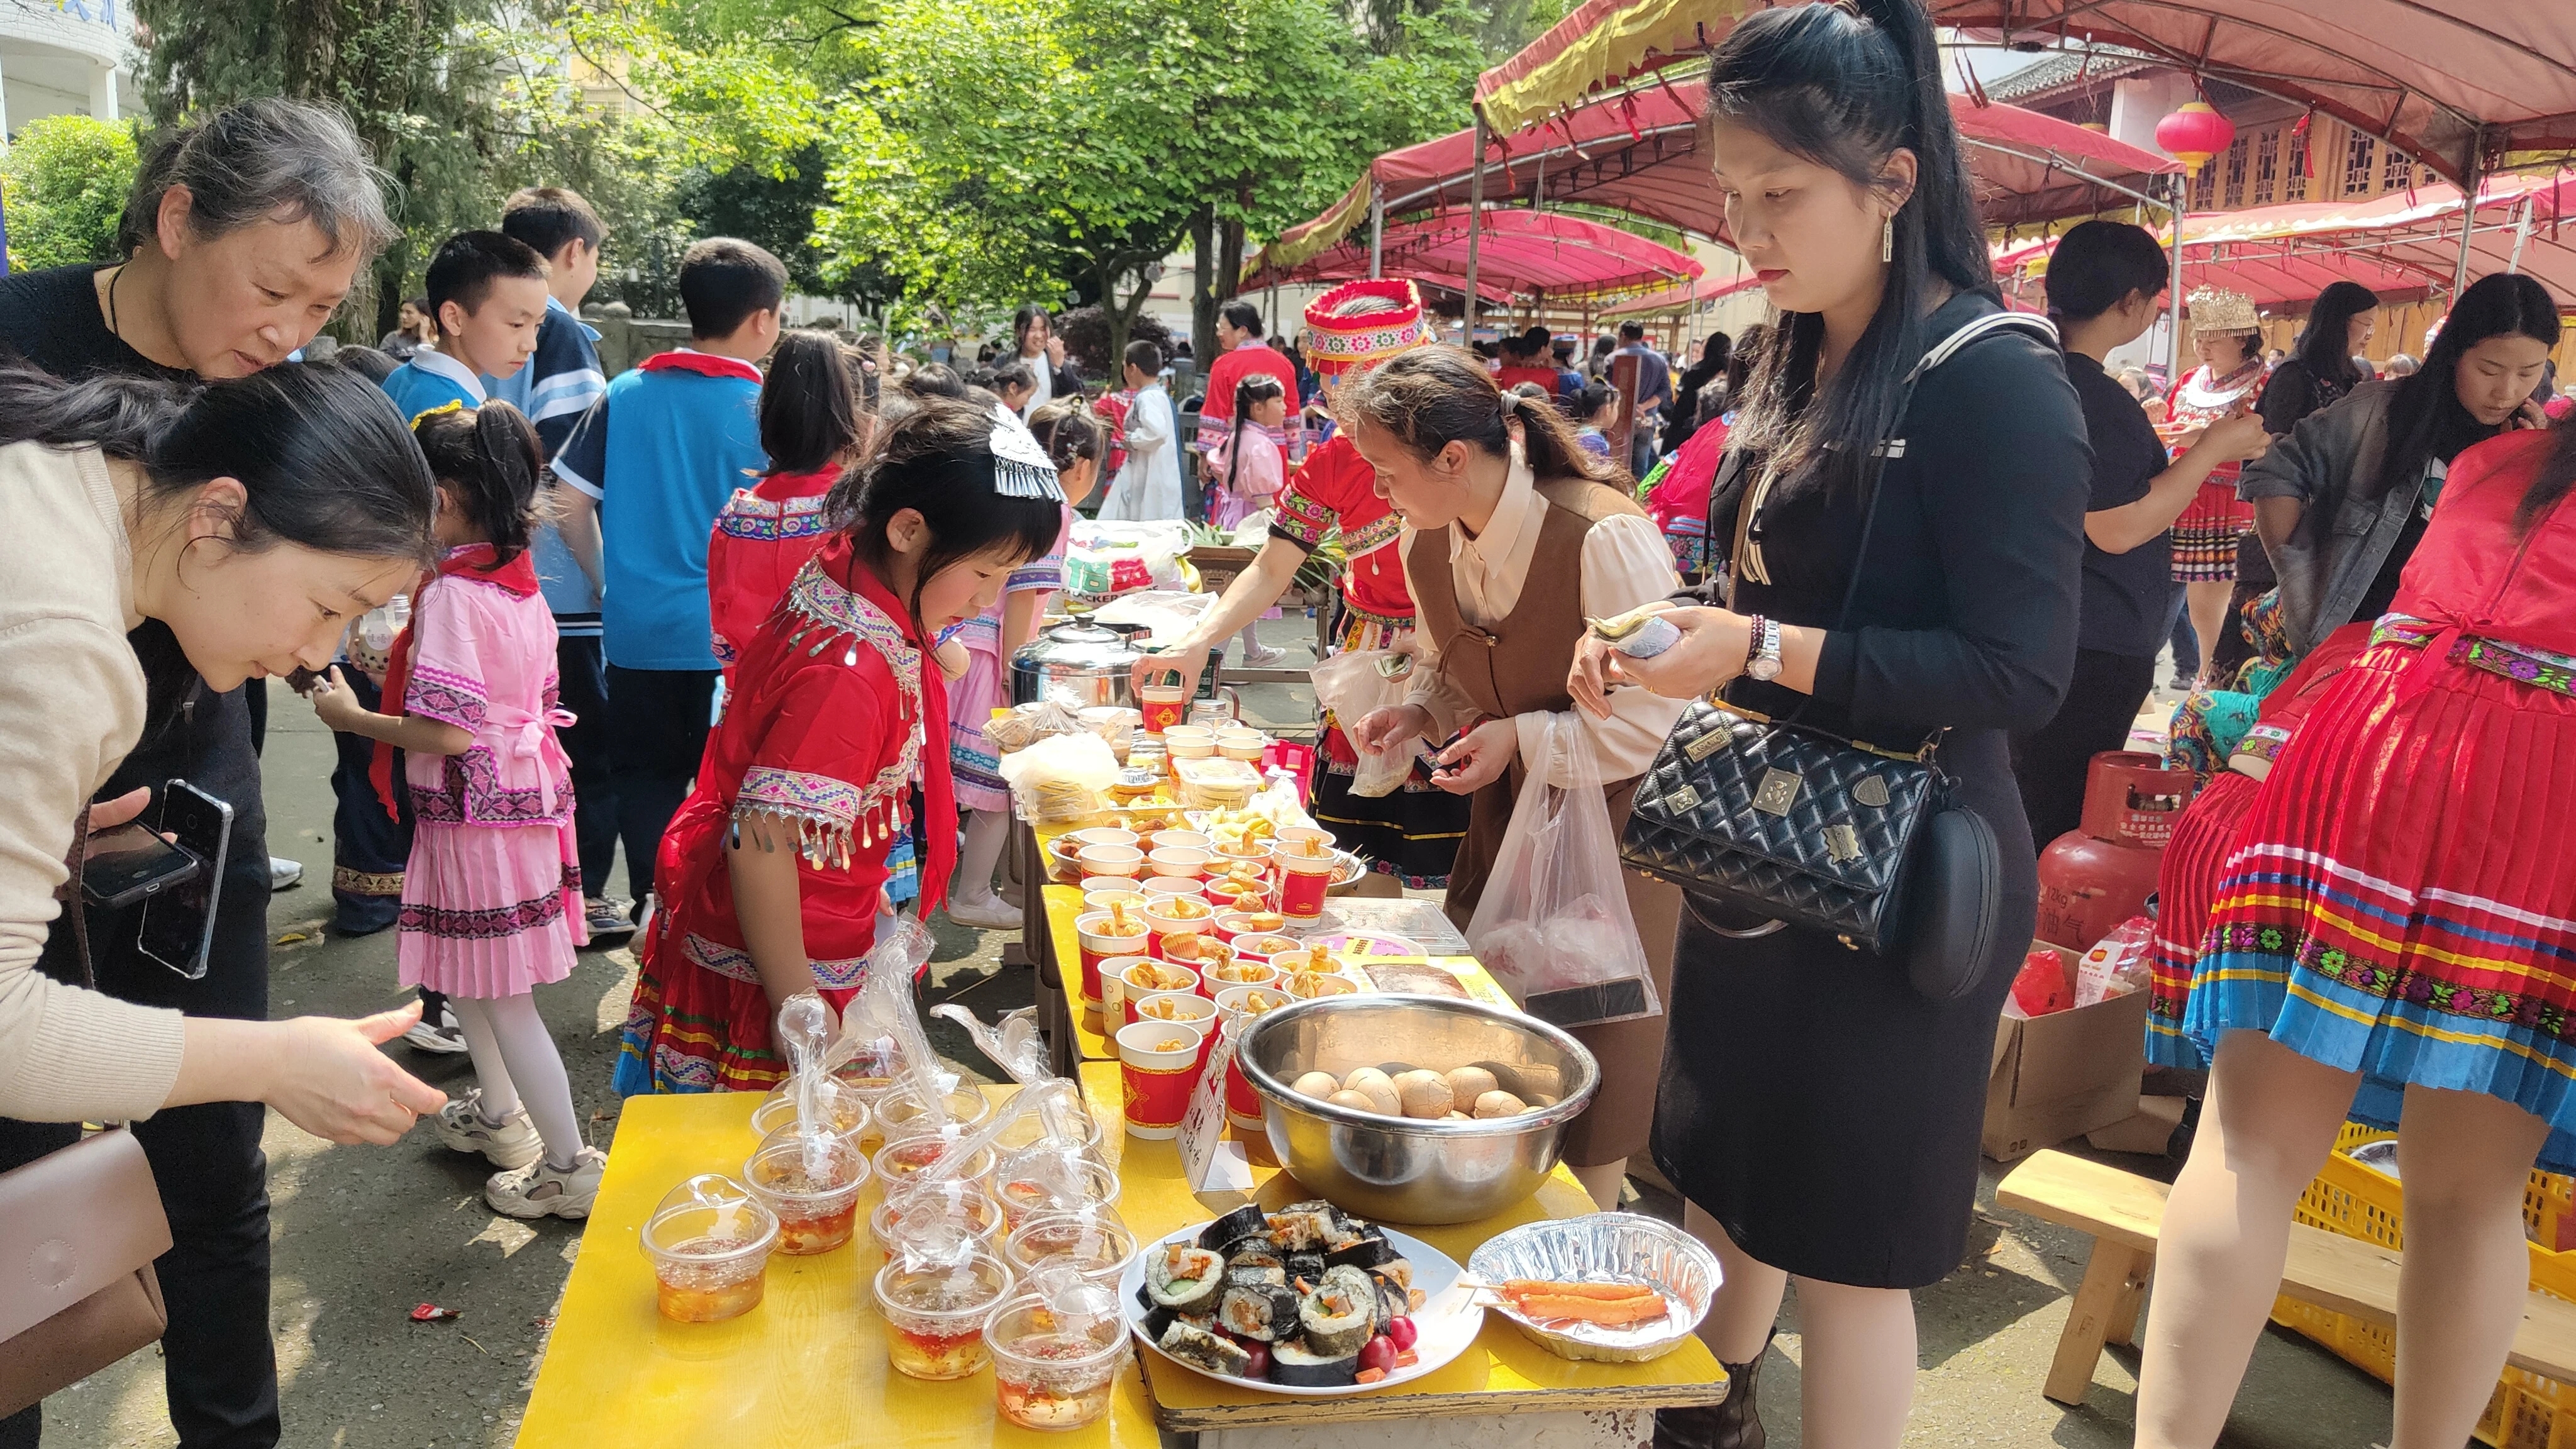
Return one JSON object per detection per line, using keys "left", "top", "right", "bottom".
{"left": 486, "top": 1146, "right": 607, "bottom": 1219}
{"left": 1240, "top": 642, "right": 1289, "bottom": 668}
{"left": 435, "top": 1089, "right": 543, "bottom": 1170}
{"left": 269, "top": 856, "right": 304, "bottom": 891}
{"left": 402, "top": 1004, "right": 470, "bottom": 1055}
{"left": 945, "top": 892, "right": 1023, "bottom": 930}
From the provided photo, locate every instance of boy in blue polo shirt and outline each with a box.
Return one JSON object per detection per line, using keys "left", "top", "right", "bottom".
{"left": 382, "top": 231, "right": 550, "bottom": 421}
{"left": 491, "top": 186, "right": 628, "bottom": 945}
{"left": 554, "top": 238, "right": 785, "bottom": 915}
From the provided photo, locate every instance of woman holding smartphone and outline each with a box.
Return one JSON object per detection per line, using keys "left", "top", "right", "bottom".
{"left": 1567, "top": 3, "right": 2088, "bottom": 1441}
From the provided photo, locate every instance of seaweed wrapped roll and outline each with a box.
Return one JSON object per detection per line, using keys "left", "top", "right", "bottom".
{"left": 1270, "top": 1338, "right": 1360, "bottom": 1387}
{"left": 1158, "top": 1319, "right": 1253, "bottom": 1378}
{"left": 1299, "top": 1266, "right": 1380, "bottom": 1356}
{"left": 1216, "top": 1280, "right": 1301, "bottom": 1342}
{"left": 1145, "top": 1243, "right": 1224, "bottom": 1313}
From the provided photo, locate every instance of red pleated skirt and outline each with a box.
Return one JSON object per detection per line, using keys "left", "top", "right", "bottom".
{"left": 2146, "top": 769, "right": 2261, "bottom": 1069}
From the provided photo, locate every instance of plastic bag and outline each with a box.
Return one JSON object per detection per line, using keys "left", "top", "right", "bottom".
{"left": 841, "top": 919, "right": 953, "bottom": 1126}
{"left": 2075, "top": 917, "right": 2154, "bottom": 1007}
{"left": 2006, "top": 947, "right": 2073, "bottom": 1018}
{"left": 1462, "top": 714, "right": 1660, "bottom": 1028}
{"left": 1000, "top": 732, "right": 1121, "bottom": 822}
{"left": 1309, "top": 648, "right": 1424, "bottom": 799}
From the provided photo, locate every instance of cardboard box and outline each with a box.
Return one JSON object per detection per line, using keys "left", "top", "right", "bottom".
{"left": 2086, "top": 1095, "right": 2190, "bottom": 1156}
{"left": 1982, "top": 941, "right": 2151, "bottom": 1160}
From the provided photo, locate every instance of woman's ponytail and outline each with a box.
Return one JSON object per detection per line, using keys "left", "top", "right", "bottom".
{"left": 414, "top": 401, "right": 543, "bottom": 567}
{"left": 1338, "top": 345, "right": 1621, "bottom": 486}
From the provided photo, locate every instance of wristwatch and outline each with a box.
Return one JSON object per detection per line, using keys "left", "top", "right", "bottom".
{"left": 1744, "top": 614, "right": 1784, "bottom": 682}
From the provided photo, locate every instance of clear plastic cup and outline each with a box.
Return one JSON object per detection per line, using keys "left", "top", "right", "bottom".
{"left": 874, "top": 1130, "right": 1000, "bottom": 1193}
{"left": 871, "top": 1084, "right": 996, "bottom": 1151}
{"left": 742, "top": 1130, "right": 871, "bottom": 1255}
{"left": 1001, "top": 1213, "right": 1138, "bottom": 1283}
{"left": 987, "top": 1295, "right": 1130, "bottom": 1431}
{"left": 641, "top": 1175, "right": 780, "bottom": 1323}
{"left": 873, "top": 1252, "right": 1015, "bottom": 1380}
{"left": 990, "top": 1153, "right": 1123, "bottom": 1234}
{"left": 990, "top": 1092, "right": 1108, "bottom": 1156}
{"left": 749, "top": 1082, "right": 870, "bottom": 1143}
{"left": 869, "top": 1181, "right": 1004, "bottom": 1269}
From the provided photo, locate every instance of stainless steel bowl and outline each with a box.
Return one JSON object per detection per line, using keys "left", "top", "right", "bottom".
{"left": 1238, "top": 994, "right": 1599, "bottom": 1225}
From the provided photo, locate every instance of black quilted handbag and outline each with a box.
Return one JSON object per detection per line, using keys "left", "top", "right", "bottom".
{"left": 1617, "top": 313, "right": 2048, "bottom": 999}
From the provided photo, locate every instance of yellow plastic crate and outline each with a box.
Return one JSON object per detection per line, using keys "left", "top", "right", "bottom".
{"left": 2275, "top": 1124, "right": 2576, "bottom": 1447}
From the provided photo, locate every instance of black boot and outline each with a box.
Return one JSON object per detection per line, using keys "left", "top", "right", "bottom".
{"left": 1649, "top": 1328, "right": 1772, "bottom": 1449}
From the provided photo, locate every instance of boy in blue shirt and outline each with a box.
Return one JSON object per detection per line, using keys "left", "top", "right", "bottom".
{"left": 380, "top": 231, "right": 550, "bottom": 422}
{"left": 554, "top": 238, "right": 785, "bottom": 914}
{"left": 491, "top": 186, "right": 628, "bottom": 945}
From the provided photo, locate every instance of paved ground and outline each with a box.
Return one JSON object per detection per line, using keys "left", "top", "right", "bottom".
{"left": 41, "top": 632, "right": 2404, "bottom": 1447}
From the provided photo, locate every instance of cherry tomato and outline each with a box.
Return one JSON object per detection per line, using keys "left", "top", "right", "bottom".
{"left": 1240, "top": 1341, "right": 1272, "bottom": 1379}
{"left": 1357, "top": 1334, "right": 1397, "bottom": 1375}
{"left": 1384, "top": 1316, "right": 1419, "bottom": 1351}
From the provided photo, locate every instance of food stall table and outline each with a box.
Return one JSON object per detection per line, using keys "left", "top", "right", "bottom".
{"left": 519, "top": 1089, "right": 1727, "bottom": 1448}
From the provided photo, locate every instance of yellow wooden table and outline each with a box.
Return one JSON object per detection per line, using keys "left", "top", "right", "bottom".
{"left": 520, "top": 1087, "right": 1727, "bottom": 1448}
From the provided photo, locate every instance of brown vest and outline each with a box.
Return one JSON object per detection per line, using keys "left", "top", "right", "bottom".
{"left": 1408, "top": 475, "right": 1650, "bottom": 923}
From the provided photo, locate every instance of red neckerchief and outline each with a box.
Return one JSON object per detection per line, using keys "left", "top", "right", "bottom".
{"left": 371, "top": 545, "right": 541, "bottom": 819}
{"left": 640, "top": 350, "right": 764, "bottom": 383}
{"left": 815, "top": 534, "right": 959, "bottom": 911}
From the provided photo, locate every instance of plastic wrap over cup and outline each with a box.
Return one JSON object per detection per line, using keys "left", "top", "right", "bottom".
{"left": 641, "top": 1175, "right": 780, "bottom": 1323}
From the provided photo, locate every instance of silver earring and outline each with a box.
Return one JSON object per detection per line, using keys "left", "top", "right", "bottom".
{"left": 1881, "top": 217, "right": 1894, "bottom": 263}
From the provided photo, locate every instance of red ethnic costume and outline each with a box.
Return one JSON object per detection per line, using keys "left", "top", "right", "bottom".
{"left": 2180, "top": 429, "right": 2576, "bottom": 1167}
{"left": 1284, "top": 280, "right": 1472, "bottom": 887}
{"left": 2165, "top": 287, "right": 2267, "bottom": 582}
{"left": 614, "top": 534, "right": 957, "bottom": 1094}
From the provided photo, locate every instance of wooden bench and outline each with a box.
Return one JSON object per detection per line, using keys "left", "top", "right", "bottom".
{"left": 1995, "top": 1149, "right": 2576, "bottom": 1404}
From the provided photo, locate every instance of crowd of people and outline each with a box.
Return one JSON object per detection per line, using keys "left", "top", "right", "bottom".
{"left": 2, "top": 0, "right": 2572, "bottom": 1443}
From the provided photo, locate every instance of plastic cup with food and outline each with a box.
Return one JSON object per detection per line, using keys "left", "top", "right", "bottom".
{"left": 868, "top": 1180, "right": 1004, "bottom": 1269}
{"left": 874, "top": 1251, "right": 1015, "bottom": 1380}
{"left": 872, "top": 1084, "right": 996, "bottom": 1148}
{"left": 641, "top": 1175, "right": 780, "bottom": 1323}
{"left": 742, "top": 1130, "right": 871, "bottom": 1255}
{"left": 749, "top": 1080, "right": 870, "bottom": 1145}
{"left": 987, "top": 1292, "right": 1131, "bottom": 1431}
{"left": 1002, "top": 1212, "right": 1138, "bottom": 1284}
{"left": 991, "top": 1154, "right": 1125, "bottom": 1235}
{"left": 874, "top": 1129, "right": 1001, "bottom": 1194}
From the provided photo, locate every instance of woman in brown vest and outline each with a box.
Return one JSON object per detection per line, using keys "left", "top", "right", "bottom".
{"left": 1345, "top": 346, "right": 1687, "bottom": 1211}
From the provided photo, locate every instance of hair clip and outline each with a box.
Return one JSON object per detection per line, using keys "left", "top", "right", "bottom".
{"left": 987, "top": 403, "right": 1066, "bottom": 501}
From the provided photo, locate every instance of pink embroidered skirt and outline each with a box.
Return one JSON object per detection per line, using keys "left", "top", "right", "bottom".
{"left": 396, "top": 821, "right": 587, "bottom": 997}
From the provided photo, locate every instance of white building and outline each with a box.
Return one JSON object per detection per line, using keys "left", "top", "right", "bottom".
{"left": 1, "top": 0, "right": 139, "bottom": 142}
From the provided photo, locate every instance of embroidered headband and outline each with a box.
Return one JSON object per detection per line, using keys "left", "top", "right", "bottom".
{"left": 1304, "top": 279, "right": 1436, "bottom": 378}
{"left": 987, "top": 403, "right": 1066, "bottom": 501}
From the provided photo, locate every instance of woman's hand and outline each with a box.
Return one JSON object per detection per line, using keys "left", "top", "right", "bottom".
{"left": 1351, "top": 703, "right": 1433, "bottom": 757}
{"left": 259, "top": 1007, "right": 449, "bottom": 1144}
{"left": 2510, "top": 397, "right": 2551, "bottom": 431}
{"left": 1131, "top": 645, "right": 1208, "bottom": 702}
{"left": 1428, "top": 718, "right": 1516, "bottom": 794}
{"left": 2193, "top": 411, "right": 2273, "bottom": 464}
{"left": 87, "top": 786, "right": 154, "bottom": 833}
{"left": 1612, "top": 607, "right": 1754, "bottom": 700}
{"left": 308, "top": 666, "right": 372, "bottom": 733}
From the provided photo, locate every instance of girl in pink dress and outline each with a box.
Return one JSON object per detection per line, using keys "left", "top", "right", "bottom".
{"left": 313, "top": 402, "right": 599, "bottom": 1219}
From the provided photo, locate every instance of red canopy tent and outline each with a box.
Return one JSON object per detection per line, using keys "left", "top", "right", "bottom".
{"left": 1243, "top": 205, "right": 1703, "bottom": 306}
{"left": 1597, "top": 270, "right": 1764, "bottom": 322}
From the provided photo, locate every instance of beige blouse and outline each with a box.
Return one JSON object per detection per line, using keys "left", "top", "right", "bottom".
{"left": 0, "top": 441, "right": 187, "bottom": 1121}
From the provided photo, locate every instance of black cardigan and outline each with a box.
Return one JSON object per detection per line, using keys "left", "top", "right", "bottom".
{"left": 1687, "top": 294, "right": 2092, "bottom": 749}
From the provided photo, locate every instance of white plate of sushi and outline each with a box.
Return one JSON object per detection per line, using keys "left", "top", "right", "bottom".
{"left": 1121, "top": 1201, "right": 1484, "bottom": 1397}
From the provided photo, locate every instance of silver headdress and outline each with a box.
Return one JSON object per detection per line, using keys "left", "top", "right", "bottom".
{"left": 989, "top": 403, "right": 1065, "bottom": 501}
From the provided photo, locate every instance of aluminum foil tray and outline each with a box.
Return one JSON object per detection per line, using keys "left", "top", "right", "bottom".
{"left": 1466, "top": 1213, "right": 1719, "bottom": 1363}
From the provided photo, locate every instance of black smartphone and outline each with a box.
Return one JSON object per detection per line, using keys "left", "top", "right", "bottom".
{"left": 81, "top": 823, "right": 199, "bottom": 911}
{"left": 138, "top": 781, "right": 233, "bottom": 980}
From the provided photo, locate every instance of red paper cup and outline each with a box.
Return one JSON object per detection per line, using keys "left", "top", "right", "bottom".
{"left": 1075, "top": 911, "right": 1150, "bottom": 1008}
{"left": 1142, "top": 897, "right": 1216, "bottom": 956}
{"left": 1119, "top": 962, "right": 1202, "bottom": 1026}
{"left": 1277, "top": 852, "right": 1335, "bottom": 921}
{"left": 1148, "top": 846, "right": 1210, "bottom": 880}
{"left": 1232, "top": 932, "right": 1301, "bottom": 963}
{"left": 1096, "top": 955, "right": 1152, "bottom": 1030}
{"left": 1130, "top": 989, "right": 1217, "bottom": 1043}
{"left": 1138, "top": 685, "right": 1187, "bottom": 735}
{"left": 1202, "top": 959, "right": 1279, "bottom": 996}
{"left": 1116, "top": 1021, "right": 1206, "bottom": 1138}
{"left": 1221, "top": 1017, "right": 1262, "bottom": 1121}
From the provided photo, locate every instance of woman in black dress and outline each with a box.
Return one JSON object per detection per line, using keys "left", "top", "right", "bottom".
{"left": 1567, "top": 3, "right": 2089, "bottom": 1443}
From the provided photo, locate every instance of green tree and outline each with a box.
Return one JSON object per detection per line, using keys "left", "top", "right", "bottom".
{"left": 0, "top": 114, "right": 141, "bottom": 270}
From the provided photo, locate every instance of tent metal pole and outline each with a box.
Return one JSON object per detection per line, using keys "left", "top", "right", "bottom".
{"left": 1369, "top": 188, "right": 1384, "bottom": 279}
{"left": 2454, "top": 129, "right": 2485, "bottom": 297}
{"left": 1464, "top": 115, "right": 1487, "bottom": 340}
{"left": 2169, "top": 172, "right": 2187, "bottom": 389}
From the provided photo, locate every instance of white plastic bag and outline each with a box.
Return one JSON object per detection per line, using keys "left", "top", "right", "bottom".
{"left": 1309, "top": 647, "right": 1423, "bottom": 799}
{"left": 1463, "top": 713, "right": 1661, "bottom": 1028}
{"left": 2075, "top": 916, "right": 2154, "bottom": 1006}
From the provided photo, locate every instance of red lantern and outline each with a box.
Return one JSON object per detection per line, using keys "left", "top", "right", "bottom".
{"left": 2156, "top": 101, "right": 2236, "bottom": 176}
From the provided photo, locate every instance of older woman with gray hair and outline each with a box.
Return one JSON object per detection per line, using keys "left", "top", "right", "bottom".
{"left": 0, "top": 96, "right": 418, "bottom": 1449}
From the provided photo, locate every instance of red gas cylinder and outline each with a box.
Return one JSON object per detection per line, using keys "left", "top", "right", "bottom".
{"left": 2036, "top": 751, "right": 2198, "bottom": 951}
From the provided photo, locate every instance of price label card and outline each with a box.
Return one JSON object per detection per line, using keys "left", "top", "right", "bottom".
{"left": 1177, "top": 1031, "right": 1255, "bottom": 1207}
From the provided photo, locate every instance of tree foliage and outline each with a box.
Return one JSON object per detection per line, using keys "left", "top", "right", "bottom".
{"left": 0, "top": 114, "right": 140, "bottom": 272}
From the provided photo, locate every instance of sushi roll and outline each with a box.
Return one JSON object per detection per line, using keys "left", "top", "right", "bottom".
{"left": 1158, "top": 1319, "right": 1254, "bottom": 1379}
{"left": 1145, "top": 1243, "right": 1225, "bottom": 1314}
{"left": 1226, "top": 1261, "right": 1288, "bottom": 1289}
{"left": 1216, "top": 1280, "right": 1301, "bottom": 1342}
{"left": 1268, "top": 1204, "right": 1339, "bottom": 1252}
{"left": 1299, "top": 1266, "right": 1380, "bottom": 1356}
{"left": 1140, "top": 1303, "right": 1179, "bottom": 1342}
{"left": 1223, "top": 1237, "right": 1285, "bottom": 1272}
{"left": 1198, "top": 1204, "right": 1270, "bottom": 1252}
{"left": 1323, "top": 1233, "right": 1394, "bottom": 1272}
{"left": 1269, "top": 1338, "right": 1360, "bottom": 1387}
{"left": 1285, "top": 1251, "right": 1326, "bottom": 1286}
{"left": 1372, "top": 1256, "right": 1416, "bottom": 1292}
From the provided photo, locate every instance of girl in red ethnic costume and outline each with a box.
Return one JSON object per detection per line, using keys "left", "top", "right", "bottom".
{"left": 616, "top": 399, "right": 1068, "bottom": 1094}
{"left": 312, "top": 403, "right": 604, "bottom": 1216}
{"left": 2136, "top": 409, "right": 2576, "bottom": 1445}
{"left": 2165, "top": 286, "right": 2268, "bottom": 681}
{"left": 706, "top": 331, "right": 871, "bottom": 679}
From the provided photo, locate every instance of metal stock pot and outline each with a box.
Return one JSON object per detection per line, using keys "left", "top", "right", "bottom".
{"left": 1009, "top": 621, "right": 1226, "bottom": 710}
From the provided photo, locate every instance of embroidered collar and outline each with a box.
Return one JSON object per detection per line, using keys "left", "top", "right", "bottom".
{"left": 640, "top": 348, "right": 765, "bottom": 384}
{"left": 407, "top": 347, "right": 487, "bottom": 404}
{"left": 780, "top": 538, "right": 924, "bottom": 695}
{"left": 2175, "top": 358, "right": 2265, "bottom": 413}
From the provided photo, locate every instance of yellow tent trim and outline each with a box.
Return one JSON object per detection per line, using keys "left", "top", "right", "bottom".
{"left": 1475, "top": 0, "right": 1753, "bottom": 139}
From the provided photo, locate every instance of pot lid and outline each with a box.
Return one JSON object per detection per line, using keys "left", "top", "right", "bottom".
{"left": 1014, "top": 621, "right": 1143, "bottom": 672}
